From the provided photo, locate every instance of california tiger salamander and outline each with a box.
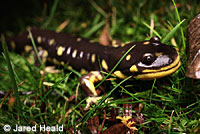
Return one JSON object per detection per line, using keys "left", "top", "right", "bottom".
{"left": 2, "top": 27, "right": 180, "bottom": 97}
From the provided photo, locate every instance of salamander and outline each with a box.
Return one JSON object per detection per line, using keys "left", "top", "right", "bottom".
{"left": 2, "top": 27, "right": 180, "bottom": 97}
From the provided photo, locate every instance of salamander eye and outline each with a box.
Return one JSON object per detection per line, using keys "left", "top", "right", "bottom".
{"left": 142, "top": 53, "right": 155, "bottom": 65}
{"left": 150, "top": 36, "right": 160, "bottom": 43}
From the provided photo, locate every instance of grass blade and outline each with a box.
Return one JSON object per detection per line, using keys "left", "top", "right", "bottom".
{"left": 162, "top": 19, "right": 185, "bottom": 44}
{"left": 42, "top": 0, "right": 59, "bottom": 28}
{"left": 1, "top": 35, "right": 22, "bottom": 110}
{"left": 83, "top": 20, "right": 105, "bottom": 38}
{"left": 143, "top": 21, "right": 162, "bottom": 39}
{"left": 171, "top": 0, "right": 186, "bottom": 50}
{"left": 28, "top": 29, "right": 45, "bottom": 69}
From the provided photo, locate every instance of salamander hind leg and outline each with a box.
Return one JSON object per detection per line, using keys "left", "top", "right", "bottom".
{"left": 79, "top": 71, "right": 104, "bottom": 110}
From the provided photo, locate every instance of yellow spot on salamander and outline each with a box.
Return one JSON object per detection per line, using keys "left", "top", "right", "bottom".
{"left": 37, "top": 36, "right": 42, "bottom": 44}
{"left": 57, "top": 46, "right": 64, "bottom": 56}
{"left": 42, "top": 66, "right": 61, "bottom": 74}
{"left": 76, "top": 38, "right": 81, "bottom": 42}
{"left": 91, "top": 71, "right": 103, "bottom": 80}
{"left": 89, "top": 40, "right": 95, "bottom": 43}
{"left": 102, "top": 59, "right": 108, "bottom": 71}
{"left": 130, "top": 65, "right": 138, "bottom": 72}
{"left": 61, "top": 61, "right": 65, "bottom": 66}
{"left": 72, "top": 49, "right": 77, "bottom": 58}
{"left": 112, "top": 44, "right": 119, "bottom": 47}
{"left": 24, "top": 45, "right": 32, "bottom": 52}
{"left": 91, "top": 54, "right": 96, "bottom": 63}
{"left": 53, "top": 58, "right": 59, "bottom": 64}
{"left": 121, "top": 43, "right": 126, "bottom": 47}
{"left": 43, "top": 50, "right": 48, "bottom": 57}
{"left": 155, "top": 52, "right": 163, "bottom": 57}
{"left": 126, "top": 54, "right": 131, "bottom": 61}
{"left": 49, "top": 39, "right": 55, "bottom": 46}
{"left": 143, "top": 41, "right": 150, "bottom": 45}
{"left": 10, "top": 41, "right": 16, "bottom": 49}
{"left": 112, "top": 40, "right": 119, "bottom": 47}
{"left": 114, "top": 70, "right": 127, "bottom": 79}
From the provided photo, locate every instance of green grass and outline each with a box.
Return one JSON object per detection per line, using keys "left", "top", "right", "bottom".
{"left": 1, "top": 0, "right": 200, "bottom": 133}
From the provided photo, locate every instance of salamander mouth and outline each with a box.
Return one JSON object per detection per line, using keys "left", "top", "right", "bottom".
{"left": 135, "top": 54, "right": 180, "bottom": 80}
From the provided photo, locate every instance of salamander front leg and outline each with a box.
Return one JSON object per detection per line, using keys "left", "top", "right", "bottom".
{"left": 79, "top": 71, "right": 103, "bottom": 110}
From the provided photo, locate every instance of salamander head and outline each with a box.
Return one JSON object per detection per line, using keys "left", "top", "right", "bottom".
{"left": 114, "top": 37, "right": 180, "bottom": 80}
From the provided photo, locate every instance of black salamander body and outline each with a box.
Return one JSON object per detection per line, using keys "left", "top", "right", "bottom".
{"left": 3, "top": 27, "right": 180, "bottom": 96}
